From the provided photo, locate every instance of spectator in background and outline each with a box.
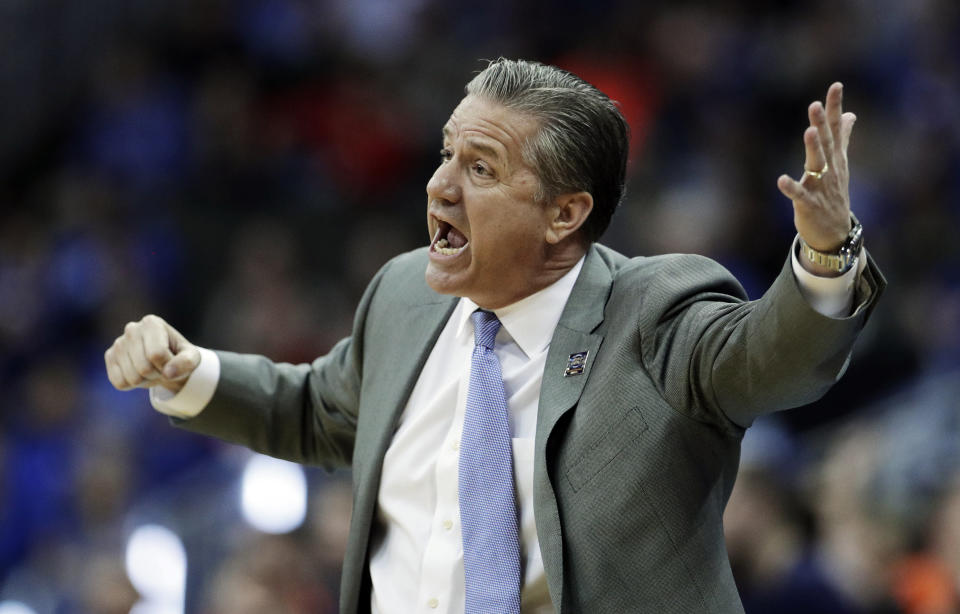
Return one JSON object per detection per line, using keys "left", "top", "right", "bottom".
{"left": 202, "top": 533, "right": 329, "bottom": 614}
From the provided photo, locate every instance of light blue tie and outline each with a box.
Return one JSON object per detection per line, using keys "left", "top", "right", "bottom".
{"left": 459, "top": 310, "right": 522, "bottom": 614}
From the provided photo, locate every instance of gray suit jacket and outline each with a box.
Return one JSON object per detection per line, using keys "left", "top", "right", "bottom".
{"left": 178, "top": 243, "right": 885, "bottom": 613}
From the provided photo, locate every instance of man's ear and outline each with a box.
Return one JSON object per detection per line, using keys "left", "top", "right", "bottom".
{"left": 545, "top": 191, "right": 593, "bottom": 244}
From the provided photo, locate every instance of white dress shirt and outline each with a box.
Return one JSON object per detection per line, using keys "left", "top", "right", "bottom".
{"left": 366, "top": 257, "right": 585, "bottom": 614}
{"left": 151, "top": 244, "right": 862, "bottom": 613}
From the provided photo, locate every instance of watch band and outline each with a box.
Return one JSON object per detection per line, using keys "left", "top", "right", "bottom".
{"left": 798, "top": 213, "right": 863, "bottom": 274}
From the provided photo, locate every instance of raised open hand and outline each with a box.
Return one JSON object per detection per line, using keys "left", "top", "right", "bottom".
{"left": 777, "top": 82, "right": 857, "bottom": 270}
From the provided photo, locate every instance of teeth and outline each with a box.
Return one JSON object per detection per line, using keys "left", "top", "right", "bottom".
{"left": 433, "top": 237, "right": 466, "bottom": 255}
{"left": 432, "top": 224, "right": 467, "bottom": 255}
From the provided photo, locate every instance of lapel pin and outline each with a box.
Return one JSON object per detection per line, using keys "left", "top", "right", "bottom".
{"left": 564, "top": 351, "right": 589, "bottom": 377}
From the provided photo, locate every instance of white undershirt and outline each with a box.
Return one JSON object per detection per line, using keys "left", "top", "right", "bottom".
{"left": 150, "top": 244, "right": 862, "bottom": 613}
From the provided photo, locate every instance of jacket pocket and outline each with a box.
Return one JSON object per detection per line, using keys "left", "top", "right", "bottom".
{"left": 564, "top": 406, "right": 649, "bottom": 492}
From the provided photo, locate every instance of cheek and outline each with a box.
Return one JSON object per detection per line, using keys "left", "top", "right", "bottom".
{"left": 466, "top": 183, "right": 545, "bottom": 261}
{"left": 478, "top": 212, "right": 545, "bottom": 262}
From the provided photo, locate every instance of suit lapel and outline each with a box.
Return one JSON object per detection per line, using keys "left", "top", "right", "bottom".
{"left": 354, "top": 297, "right": 457, "bottom": 466}
{"left": 534, "top": 246, "right": 612, "bottom": 611}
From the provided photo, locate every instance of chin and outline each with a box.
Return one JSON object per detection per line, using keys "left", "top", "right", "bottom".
{"left": 425, "top": 265, "right": 468, "bottom": 298}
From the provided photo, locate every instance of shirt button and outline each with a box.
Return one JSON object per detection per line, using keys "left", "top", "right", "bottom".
{"left": 428, "top": 598, "right": 439, "bottom": 609}
{"left": 450, "top": 440, "right": 460, "bottom": 451}
{"left": 442, "top": 519, "right": 453, "bottom": 530}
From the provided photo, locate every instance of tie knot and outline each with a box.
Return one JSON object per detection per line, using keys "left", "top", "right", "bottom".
{"left": 471, "top": 310, "right": 501, "bottom": 350}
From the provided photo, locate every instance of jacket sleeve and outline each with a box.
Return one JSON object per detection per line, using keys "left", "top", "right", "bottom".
{"left": 639, "top": 251, "right": 885, "bottom": 431}
{"left": 172, "top": 260, "right": 392, "bottom": 469}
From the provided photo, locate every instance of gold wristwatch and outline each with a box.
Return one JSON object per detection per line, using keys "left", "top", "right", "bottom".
{"left": 798, "top": 213, "right": 863, "bottom": 274}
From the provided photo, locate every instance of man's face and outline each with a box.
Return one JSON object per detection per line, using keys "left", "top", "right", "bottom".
{"left": 425, "top": 96, "right": 555, "bottom": 309}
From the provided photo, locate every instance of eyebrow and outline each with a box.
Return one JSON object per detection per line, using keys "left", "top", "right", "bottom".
{"left": 465, "top": 139, "right": 504, "bottom": 163}
{"left": 441, "top": 126, "right": 506, "bottom": 164}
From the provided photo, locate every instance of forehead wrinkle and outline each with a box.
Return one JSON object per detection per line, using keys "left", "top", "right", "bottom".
{"left": 466, "top": 116, "right": 526, "bottom": 155}
{"left": 444, "top": 97, "right": 543, "bottom": 176}
{"left": 442, "top": 123, "right": 511, "bottom": 167}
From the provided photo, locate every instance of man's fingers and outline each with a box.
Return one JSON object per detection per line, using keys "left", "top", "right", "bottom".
{"left": 104, "top": 347, "right": 132, "bottom": 391}
{"left": 163, "top": 346, "right": 201, "bottom": 381}
{"left": 840, "top": 112, "right": 856, "bottom": 152}
{"left": 117, "top": 348, "right": 149, "bottom": 389}
{"left": 165, "top": 320, "right": 194, "bottom": 354}
{"left": 808, "top": 101, "right": 834, "bottom": 163}
{"left": 825, "top": 82, "right": 843, "bottom": 152}
{"left": 120, "top": 318, "right": 163, "bottom": 383}
{"left": 802, "top": 126, "right": 827, "bottom": 180}
{"left": 130, "top": 336, "right": 162, "bottom": 382}
{"left": 162, "top": 319, "right": 201, "bottom": 380}
{"left": 777, "top": 174, "right": 807, "bottom": 202}
{"left": 142, "top": 317, "right": 174, "bottom": 371}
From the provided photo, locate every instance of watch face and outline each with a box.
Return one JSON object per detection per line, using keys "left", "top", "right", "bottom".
{"left": 844, "top": 223, "right": 864, "bottom": 255}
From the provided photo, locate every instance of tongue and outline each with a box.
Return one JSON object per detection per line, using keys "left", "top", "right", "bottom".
{"left": 446, "top": 226, "right": 467, "bottom": 249}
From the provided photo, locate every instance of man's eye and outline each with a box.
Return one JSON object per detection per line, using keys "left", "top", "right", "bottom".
{"left": 473, "top": 163, "right": 489, "bottom": 176}
{"left": 440, "top": 148, "right": 453, "bottom": 161}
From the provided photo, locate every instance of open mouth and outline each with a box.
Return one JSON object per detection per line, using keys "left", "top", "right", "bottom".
{"left": 431, "top": 219, "right": 469, "bottom": 256}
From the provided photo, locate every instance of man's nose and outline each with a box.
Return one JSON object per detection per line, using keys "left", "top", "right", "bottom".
{"left": 426, "top": 162, "right": 462, "bottom": 204}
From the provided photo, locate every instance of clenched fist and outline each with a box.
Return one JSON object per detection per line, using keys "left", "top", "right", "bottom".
{"left": 104, "top": 315, "right": 201, "bottom": 394}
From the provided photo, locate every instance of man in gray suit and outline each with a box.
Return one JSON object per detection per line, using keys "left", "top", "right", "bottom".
{"left": 105, "top": 59, "right": 884, "bottom": 613}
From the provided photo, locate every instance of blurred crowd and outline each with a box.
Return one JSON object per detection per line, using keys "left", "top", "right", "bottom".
{"left": 1, "top": 0, "right": 958, "bottom": 612}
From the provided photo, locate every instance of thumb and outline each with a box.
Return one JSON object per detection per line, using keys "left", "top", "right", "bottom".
{"left": 163, "top": 345, "right": 201, "bottom": 380}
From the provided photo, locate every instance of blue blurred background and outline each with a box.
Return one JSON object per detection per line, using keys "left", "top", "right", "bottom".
{"left": 1, "top": 0, "right": 959, "bottom": 613}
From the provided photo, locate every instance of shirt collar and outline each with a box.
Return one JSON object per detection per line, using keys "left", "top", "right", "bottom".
{"left": 455, "top": 256, "right": 586, "bottom": 358}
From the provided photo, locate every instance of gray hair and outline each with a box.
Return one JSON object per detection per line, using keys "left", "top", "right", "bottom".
{"left": 465, "top": 58, "right": 629, "bottom": 242}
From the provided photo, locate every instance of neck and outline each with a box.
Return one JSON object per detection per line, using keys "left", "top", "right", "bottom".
{"left": 472, "top": 240, "right": 588, "bottom": 310}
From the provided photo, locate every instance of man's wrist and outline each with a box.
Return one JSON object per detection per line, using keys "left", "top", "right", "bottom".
{"left": 150, "top": 347, "right": 220, "bottom": 419}
{"left": 796, "top": 249, "right": 844, "bottom": 278}
{"left": 790, "top": 236, "right": 864, "bottom": 318}
{"left": 797, "top": 213, "right": 863, "bottom": 276}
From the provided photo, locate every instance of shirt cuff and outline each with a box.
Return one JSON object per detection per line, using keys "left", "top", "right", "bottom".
{"left": 149, "top": 347, "right": 220, "bottom": 419}
{"left": 790, "top": 236, "right": 866, "bottom": 319}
